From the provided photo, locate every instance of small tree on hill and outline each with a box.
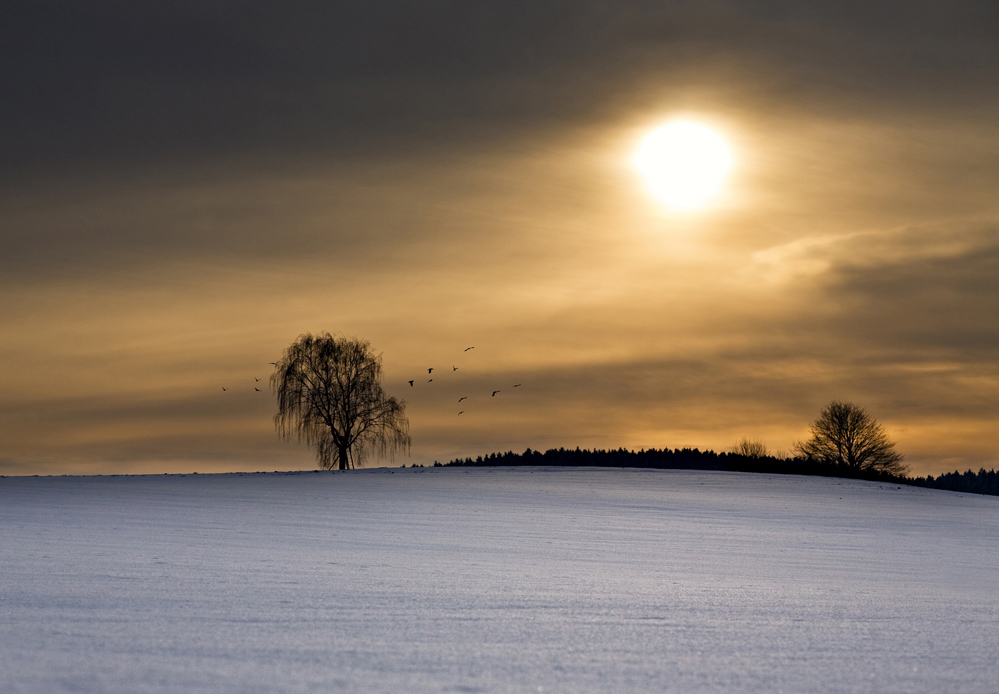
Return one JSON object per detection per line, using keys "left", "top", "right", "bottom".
{"left": 734, "top": 437, "right": 769, "bottom": 458}
{"left": 794, "top": 401, "right": 906, "bottom": 476}
{"left": 272, "top": 333, "right": 410, "bottom": 470}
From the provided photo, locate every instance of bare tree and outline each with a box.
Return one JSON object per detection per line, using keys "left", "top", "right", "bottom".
{"left": 794, "top": 401, "right": 907, "bottom": 476}
{"left": 734, "top": 437, "right": 769, "bottom": 458}
{"left": 272, "top": 333, "right": 410, "bottom": 470}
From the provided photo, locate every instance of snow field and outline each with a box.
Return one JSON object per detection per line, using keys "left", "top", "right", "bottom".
{"left": 1, "top": 467, "right": 997, "bottom": 693}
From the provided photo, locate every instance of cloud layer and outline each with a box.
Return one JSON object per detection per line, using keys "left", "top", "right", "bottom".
{"left": 1, "top": 0, "right": 997, "bottom": 475}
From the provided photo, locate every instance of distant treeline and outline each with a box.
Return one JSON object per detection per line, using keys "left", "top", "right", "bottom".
{"left": 436, "top": 447, "right": 999, "bottom": 497}
{"left": 916, "top": 468, "right": 999, "bottom": 497}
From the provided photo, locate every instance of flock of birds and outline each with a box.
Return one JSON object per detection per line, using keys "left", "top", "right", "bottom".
{"left": 220, "top": 377, "right": 263, "bottom": 393}
{"left": 220, "top": 347, "right": 523, "bottom": 417}
{"left": 407, "top": 347, "right": 523, "bottom": 416}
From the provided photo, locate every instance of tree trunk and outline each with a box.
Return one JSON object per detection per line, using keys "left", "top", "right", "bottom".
{"left": 338, "top": 446, "right": 350, "bottom": 470}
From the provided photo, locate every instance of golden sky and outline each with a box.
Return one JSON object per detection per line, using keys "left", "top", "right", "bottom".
{"left": 1, "top": 1, "right": 997, "bottom": 475}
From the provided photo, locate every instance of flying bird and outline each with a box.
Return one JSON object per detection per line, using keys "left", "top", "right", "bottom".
{"left": 269, "top": 362, "right": 278, "bottom": 365}
{"left": 428, "top": 368, "right": 434, "bottom": 374}
{"left": 452, "top": 366, "right": 458, "bottom": 371}
{"left": 222, "top": 386, "right": 227, "bottom": 392}
{"left": 513, "top": 384, "right": 522, "bottom": 387}
{"left": 458, "top": 411, "right": 464, "bottom": 416}
{"left": 458, "top": 397, "right": 467, "bottom": 402}
{"left": 254, "top": 388, "right": 260, "bottom": 392}
{"left": 464, "top": 346, "right": 474, "bottom": 352}
{"left": 492, "top": 390, "right": 500, "bottom": 397}
{"left": 408, "top": 380, "right": 414, "bottom": 387}
{"left": 255, "top": 378, "right": 261, "bottom": 382}
{"left": 428, "top": 379, "right": 433, "bottom": 383}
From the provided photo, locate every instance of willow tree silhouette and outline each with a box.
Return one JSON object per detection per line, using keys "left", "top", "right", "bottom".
{"left": 795, "top": 401, "right": 906, "bottom": 476}
{"left": 272, "top": 333, "right": 410, "bottom": 470}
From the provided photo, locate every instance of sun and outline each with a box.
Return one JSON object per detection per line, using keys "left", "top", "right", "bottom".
{"left": 633, "top": 121, "right": 733, "bottom": 211}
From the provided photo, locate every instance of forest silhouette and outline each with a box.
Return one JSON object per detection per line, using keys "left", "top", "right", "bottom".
{"left": 435, "top": 447, "right": 998, "bottom": 497}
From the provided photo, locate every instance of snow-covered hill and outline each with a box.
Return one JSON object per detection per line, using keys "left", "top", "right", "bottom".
{"left": 2, "top": 467, "right": 997, "bottom": 693}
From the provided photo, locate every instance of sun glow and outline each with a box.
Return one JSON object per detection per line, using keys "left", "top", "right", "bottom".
{"left": 634, "top": 121, "right": 733, "bottom": 211}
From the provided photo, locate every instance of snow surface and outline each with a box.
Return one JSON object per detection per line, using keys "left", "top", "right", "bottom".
{"left": 1, "top": 467, "right": 997, "bottom": 694}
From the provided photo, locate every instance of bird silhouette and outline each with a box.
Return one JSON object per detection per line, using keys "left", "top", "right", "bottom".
{"left": 464, "top": 346, "right": 474, "bottom": 351}
{"left": 408, "top": 380, "right": 414, "bottom": 387}
{"left": 458, "top": 411, "right": 464, "bottom": 416}
{"left": 458, "top": 396, "right": 467, "bottom": 402}
{"left": 254, "top": 387, "right": 260, "bottom": 392}
{"left": 428, "top": 368, "right": 434, "bottom": 374}
{"left": 452, "top": 366, "right": 458, "bottom": 371}
{"left": 513, "top": 383, "right": 522, "bottom": 387}
{"left": 492, "top": 390, "right": 500, "bottom": 397}
{"left": 269, "top": 362, "right": 278, "bottom": 365}
{"left": 255, "top": 378, "right": 261, "bottom": 382}
{"left": 222, "top": 386, "right": 227, "bottom": 392}
{"left": 428, "top": 379, "right": 433, "bottom": 383}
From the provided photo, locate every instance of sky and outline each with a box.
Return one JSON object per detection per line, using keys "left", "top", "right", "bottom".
{"left": 1, "top": 0, "right": 997, "bottom": 476}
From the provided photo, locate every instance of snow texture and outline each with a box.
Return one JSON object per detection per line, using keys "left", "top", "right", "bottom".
{"left": 2, "top": 467, "right": 998, "bottom": 693}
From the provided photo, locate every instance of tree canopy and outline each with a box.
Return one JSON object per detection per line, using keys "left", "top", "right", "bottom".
{"left": 794, "top": 401, "right": 906, "bottom": 476}
{"left": 272, "top": 333, "right": 409, "bottom": 470}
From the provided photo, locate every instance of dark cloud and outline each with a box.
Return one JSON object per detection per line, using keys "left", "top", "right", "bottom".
{"left": 0, "top": 168, "right": 409, "bottom": 280}
{"left": 3, "top": 0, "right": 995, "bottom": 179}
{"left": 835, "top": 245, "right": 999, "bottom": 353}
{"left": 794, "top": 224, "right": 999, "bottom": 356}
